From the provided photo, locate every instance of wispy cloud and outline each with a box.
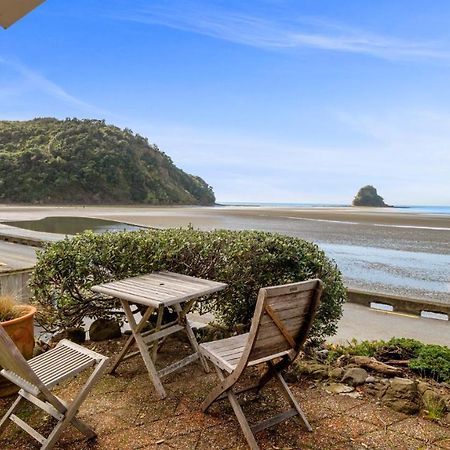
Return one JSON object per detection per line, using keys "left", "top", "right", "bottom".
{"left": 112, "top": 1, "right": 450, "bottom": 61}
{"left": 0, "top": 56, "right": 106, "bottom": 114}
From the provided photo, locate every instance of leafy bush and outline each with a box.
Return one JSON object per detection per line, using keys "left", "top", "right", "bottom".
{"left": 30, "top": 228, "right": 346, "bottom": 343}
{"left": 409, "top": 345, "right": 450, "bottom": 382}
{"left": 327, "top": 339, "right": 384, "bottom": 361}
{"left": 327, "top": 337, "right": 450, "bottom": 383}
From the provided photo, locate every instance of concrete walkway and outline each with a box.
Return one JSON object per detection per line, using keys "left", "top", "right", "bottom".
{"left": 0, "top": 240, "right": 36, "bottom": 272}
{"left": 331, "top": 303, "right": 450, "bottom": 347}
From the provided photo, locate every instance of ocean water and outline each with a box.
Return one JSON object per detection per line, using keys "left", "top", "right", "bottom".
{"left": 221, "top": 202, "right": 450, "bottom": 215}
{"left": 211, "top": 205, "right": 450, "bottom": 303}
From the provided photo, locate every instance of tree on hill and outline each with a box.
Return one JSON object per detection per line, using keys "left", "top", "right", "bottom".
{"left": 0, "top": 118, "right": 215, "bottom": 205}
{"left": 352, "top": 185, "right": 389, "bottom": 207}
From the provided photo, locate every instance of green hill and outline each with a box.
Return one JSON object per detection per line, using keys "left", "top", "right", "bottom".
{"left": 0, "top": 118, "right": 215, "bottom": 205}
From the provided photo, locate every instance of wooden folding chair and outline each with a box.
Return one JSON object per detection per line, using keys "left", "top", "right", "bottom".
{"left": 0, "top": 326, "right": 109, "bottom": 450}
{"left": 200, "top": 279, "right": 323, "bottom": 450}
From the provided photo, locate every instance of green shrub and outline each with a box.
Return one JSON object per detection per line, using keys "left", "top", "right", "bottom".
{"left": 30, "top": 228, "right": 346, "bottom": 343}
{"left": 327, "top": 339, "right": 384, "bottom": 362}
{"left": 409, "top": 345, "right": 450, "bottom": 382}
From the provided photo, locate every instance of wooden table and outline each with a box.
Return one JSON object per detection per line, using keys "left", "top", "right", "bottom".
{"left": 91, "top": 271, "right": 227, "bottom": 399}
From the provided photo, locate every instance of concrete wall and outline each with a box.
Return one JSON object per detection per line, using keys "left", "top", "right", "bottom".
{"left": 347, "top": 288, "right": 450, "bottom": 319}
{"left": 0, "top": 269, "right": 32, "bottom": 303}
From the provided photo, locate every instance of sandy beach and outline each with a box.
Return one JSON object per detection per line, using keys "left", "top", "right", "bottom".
{"left": 1, "top": 205, "right": 449, "bottom": 302}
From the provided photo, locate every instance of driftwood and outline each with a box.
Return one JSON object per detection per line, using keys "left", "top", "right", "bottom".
{"left": 384, "top": 360, "right": 410, "bottom": 367}
{"left": 351, "top": 356, "right": 403, "bottom": 377}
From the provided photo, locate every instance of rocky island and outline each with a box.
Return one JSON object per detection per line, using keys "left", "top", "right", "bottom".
{"left": 352, "top": 185, "right": 390, "bottom": 207}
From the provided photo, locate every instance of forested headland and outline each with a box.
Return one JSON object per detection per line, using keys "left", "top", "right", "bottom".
{"left": 0, "top": 118, "right": 215, "bottom": 205}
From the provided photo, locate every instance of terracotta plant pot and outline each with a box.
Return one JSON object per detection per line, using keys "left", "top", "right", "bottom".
{"left": 0, "top": 305, "right": 36, "bottom": 397}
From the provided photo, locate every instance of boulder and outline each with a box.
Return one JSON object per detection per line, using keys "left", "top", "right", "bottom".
{"left": 380, "top": 378, "right": 420, "bottom": 414}
{"left": 66, "top": 327, "right": 86, "bottom": 344}
{"left": 324, "top": 383, "right": 355, "bottom": 394}
{"left": 421, "top": 389, "right": 447, "bottom": 412}
{"left": 329, "top": 367, "right": 344, "bottom": 380}
{"left": 341, "top": 367, "right": 368, "bottom": 386}
{"left": 417, "top": 381, "right": 431, "bottom": 395}
{"left": 89, "top": 319, "right": 121, "bottom": 341}
{"left": 296, "top": 361, "right": 329, "bottom": 379}
{"left": 365, "top": 376, "right": 376, "bottom": 384}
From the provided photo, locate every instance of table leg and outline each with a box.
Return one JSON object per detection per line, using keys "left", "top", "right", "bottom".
{"left": 120, "top": 301, "right": 167, "bottom": 399}
{"left": 152, "top": 305, "right": 164, "bottom": 361}
{"left": 174, "top": 303, "right": 210, "bottom": 373}
{"left": 108, "top": 303, "right": 155, "bottom": 374}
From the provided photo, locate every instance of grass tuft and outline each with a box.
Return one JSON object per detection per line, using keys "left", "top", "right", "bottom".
{"left": 0, "top": 295, "right": 24, "bottom": 322}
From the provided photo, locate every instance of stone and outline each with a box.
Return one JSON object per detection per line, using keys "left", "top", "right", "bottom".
{"left": 341, "top": 367, "right": 369, "bottom": 386}
{"left": 365, "top": 376, "right": 376, "bottom": 384}
{"left": 324, "top": 383, "right": 355, "bottom": 394}
{"left": 296, "top": 361, "right": 329, "bottom": 379}
{"left": 380, "top": 378, "right": 420, "bottom": 414}
{"left": 329, "top": 367, "right": 344, "bottom": 380}
{"left": 89, "top": 318, "right": 121, "bottom": 341}
{"left": 417, "top": 381, "right": 431, "bottom": 395}
{"left": 315, "top": 349, "right": 329, "bottom": 361}
{"left": 66, "top": 327, "right": 86, "bottom": 344}
{"left": 422, "top": 389, "right": 447, "bottom": 412}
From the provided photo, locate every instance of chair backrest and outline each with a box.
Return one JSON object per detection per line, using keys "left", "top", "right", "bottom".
{"left": 0, "top": 325, "right": 42, "bottom": 390}
{"left": 246, "top": 279, "right": 322, "bottom": 364}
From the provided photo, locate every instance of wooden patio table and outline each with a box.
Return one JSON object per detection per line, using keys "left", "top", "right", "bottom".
{"left": 91, "top": 271, "right": 227, "bottom": 399}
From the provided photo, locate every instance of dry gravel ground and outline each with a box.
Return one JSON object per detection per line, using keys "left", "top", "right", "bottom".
{"left": 0, "top": 336, "right": 449, "bottom": 450}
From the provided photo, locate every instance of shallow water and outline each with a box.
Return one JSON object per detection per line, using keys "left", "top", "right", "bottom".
{"left": 4, "top": 216, "right": 146, "bottom": 234}
{"left": 321, "top": 243, "right": 450, "bottom": 302}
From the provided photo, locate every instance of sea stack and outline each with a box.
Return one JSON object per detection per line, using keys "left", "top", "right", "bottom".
{"left": 352, "top": 185, "right": 389, "bottom": 207}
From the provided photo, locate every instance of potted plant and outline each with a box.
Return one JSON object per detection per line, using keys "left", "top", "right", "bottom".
{"left": 0, "top": 294, "right": 36, "bottom": 397}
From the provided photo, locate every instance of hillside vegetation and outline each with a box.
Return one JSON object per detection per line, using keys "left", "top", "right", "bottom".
{"left": 0, "top": 118, "right": 215, "bottom": 205}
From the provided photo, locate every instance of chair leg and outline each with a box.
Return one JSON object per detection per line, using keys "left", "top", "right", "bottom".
{"left": 270, "top": 362, "right": 312, "bottom": 432}
{"left": 227, "top": 389, "right": 260, "bottom": 450}
{"left": 43, "top": 359, "right": 109, "bottom": 449}
{"left": 211, "top": 366, "right": 259, "bottom": 450}
{"left": 0, "top": 395, "right": 24, "bottom": 435}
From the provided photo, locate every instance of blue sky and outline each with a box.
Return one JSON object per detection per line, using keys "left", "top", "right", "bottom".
{"left": 1, "top": 1, "right": 450, "bottom": 205}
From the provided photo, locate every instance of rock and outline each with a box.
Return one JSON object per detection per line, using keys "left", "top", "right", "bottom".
{"left": 315, "top": 349, "right": 329, "bottom": 361}
{"left": 445, "top": 412, "right": 450, "bottom": 424}
{"left": 329, "top": 367, "right": 344, "bottom": 380}
{"left": 422, "top": 389, "right": 447, "bottom": 412}
{"left": 341, "top": 368, "right": 369, "bottom": 386}
{"left": 365, "top": 376, "right": 376, "bottom": 384}
{"left": 417, "top": 381, "right": 431, "bottom": 395}
{"left": 66, "top": 327, "right": 86, "bottom": 344}
{"left": 296, "top": 361, "right": 329, "bottom": 379}
{"left": 324, "top": 383, "right": 355, "bottom": 394}
{"left": 380, "top": 378, "right": 420, "bottom": 414}
{"left": 89, "top": 318, "right": 121, "bottom": 341}
{"left": 33, "top": 340, "right": 50, "bottom": 357}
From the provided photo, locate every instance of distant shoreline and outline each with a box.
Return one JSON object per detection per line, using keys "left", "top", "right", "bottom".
{"left": 1, "top": 204, "right": 450, "bottom": 230}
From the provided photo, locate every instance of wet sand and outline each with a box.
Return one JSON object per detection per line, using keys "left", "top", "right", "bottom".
{"left": 1, "top": 205, "right": 449, "bottom": 302}
{"left": 1, "top": 204, "right": 450, "bottom": 226}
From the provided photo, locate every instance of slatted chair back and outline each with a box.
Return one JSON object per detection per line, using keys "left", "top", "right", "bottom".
{"left": 0, "top": 325, "right": 42, "bottom": 391}
{"left": 246, "top": 279, "right": 322, "bottom": 365}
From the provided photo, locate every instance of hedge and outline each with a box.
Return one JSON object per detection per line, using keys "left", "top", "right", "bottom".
{"left": 30, "top": 228, "right": 347, "bottom": 343}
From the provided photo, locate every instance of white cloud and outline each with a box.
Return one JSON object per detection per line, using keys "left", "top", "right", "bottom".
{"left": 0, "top": 56, "right": 106, "bottom": 115}
{"left": 112, "top": 2, "right": 450, "bottom": 62}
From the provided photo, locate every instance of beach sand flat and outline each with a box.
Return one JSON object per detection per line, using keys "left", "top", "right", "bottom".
{"left": 1, "top": 204, "right": 449, "bottom": 225}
